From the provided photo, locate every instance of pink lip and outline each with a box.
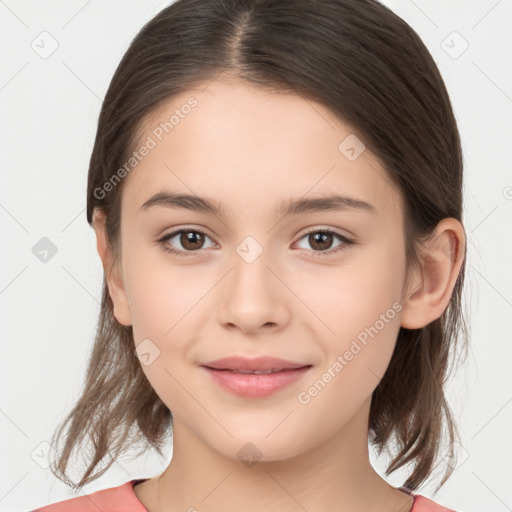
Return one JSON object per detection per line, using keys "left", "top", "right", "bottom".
{"left": 201, "top": 355, "right": 309, "bottom": 372}
{"left": 200, "top": 356, "right": 312, "bottom": 398}
{"left": 202, "top": 366, "right": 311, "bottom": 397}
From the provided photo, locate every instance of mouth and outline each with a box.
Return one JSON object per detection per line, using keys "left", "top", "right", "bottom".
{"left": 203, "top": 367, "right": 311, "bottom": 374}
{"left": 200, "top": 357, "right": 312, "bottom": 397}
{"left": 201, "top": 355, "right": 311, "bottom": 372}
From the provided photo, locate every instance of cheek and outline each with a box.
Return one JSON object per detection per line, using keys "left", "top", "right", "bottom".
{"left": 124, "top": 256, "right": 196, "bottom": 410}
{"left": 291, "top": 247, "right": 405, "bottom": 390}
{"left": 293, "top": 251, "right": 404, "bottom": 339}
{"left": 124, "top": 247, "right": 201, "bottom": 338}
{"left": 294, "top": 280, "right": 403, "bottom": 431}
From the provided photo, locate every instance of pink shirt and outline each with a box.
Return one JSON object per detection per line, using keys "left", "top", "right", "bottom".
{"left": 32, "top": 479, "right": 456, "bottom": 511}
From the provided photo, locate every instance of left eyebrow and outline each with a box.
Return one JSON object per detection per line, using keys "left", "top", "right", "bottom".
{"left": 138, "top": 191, "right": 377, "bottom": 217}
{"left": 277, "top": 194, "right": 376, "bottom": 217}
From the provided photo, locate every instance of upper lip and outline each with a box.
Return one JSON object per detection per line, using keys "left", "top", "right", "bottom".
{"left": 201, "top": 356, "right": 311, "bottom": 372}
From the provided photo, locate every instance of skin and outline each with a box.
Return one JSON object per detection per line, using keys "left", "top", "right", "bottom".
{"left": 93, "top": 76, "right": 466, "bottom": 512}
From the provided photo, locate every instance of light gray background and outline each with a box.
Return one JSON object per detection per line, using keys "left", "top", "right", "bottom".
{"left": 1, "top": 1, "right": 511, "bottom": 511}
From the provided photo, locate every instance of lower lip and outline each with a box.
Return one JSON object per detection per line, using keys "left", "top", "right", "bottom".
{"left": 202, "top": 366, "right": 311, "bottom": 398}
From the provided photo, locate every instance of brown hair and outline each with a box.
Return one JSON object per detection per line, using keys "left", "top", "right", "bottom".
{"left": 49, "top": 0, "right": 468, "bottom": 492}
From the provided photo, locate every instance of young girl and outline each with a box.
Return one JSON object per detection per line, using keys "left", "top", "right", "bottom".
{"left": 32, "top": 0, "right": 468, "bottom": 510}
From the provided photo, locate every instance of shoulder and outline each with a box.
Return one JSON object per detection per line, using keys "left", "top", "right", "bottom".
{"left": 31, "top": 479, "right": 148, "bottom": 512}
{"left": 410, "top": 493, "right": 457, "bottom": 512}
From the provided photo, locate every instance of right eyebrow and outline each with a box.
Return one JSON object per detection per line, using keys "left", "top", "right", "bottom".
{"left": 139, "top": 191, "right": 224, "bottom": 216}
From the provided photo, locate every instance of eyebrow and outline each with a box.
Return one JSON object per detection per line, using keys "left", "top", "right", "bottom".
{"left": 138, "top": 191, "right": 376, "bottom": 217}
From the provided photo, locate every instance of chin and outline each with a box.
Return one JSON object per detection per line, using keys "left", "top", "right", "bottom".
{"left": 209, "top": 433, "right": 311, "bottom": 466}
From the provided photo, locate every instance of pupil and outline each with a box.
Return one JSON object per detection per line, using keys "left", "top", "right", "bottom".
{"left": 182, "top": 231, "right": 203, "bottom": 250}
{"left": 310, "top": 232, "right": 332, "bottom": 250}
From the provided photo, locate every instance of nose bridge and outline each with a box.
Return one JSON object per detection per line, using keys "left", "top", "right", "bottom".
{"left": 235, "top": 233, "right": 267, "bottom": 266}
{"left": 230, "top": 234, "right": 275, "bottom": 298}
{"left": 217, "top": 234, "right": 289, "bottom": 332}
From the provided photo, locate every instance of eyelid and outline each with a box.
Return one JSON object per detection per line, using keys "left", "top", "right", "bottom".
{"left": 158, "top": 224, "right": 216, "bottom": 241}
{"left": 295, "top": 225, "right": 353, "bottom": 239}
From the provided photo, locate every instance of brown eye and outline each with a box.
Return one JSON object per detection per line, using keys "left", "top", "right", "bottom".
{"left": 308, "top": 232, "right": 334, "bottom": 251}
{"left": 158, "top": 228, "right": 216, "bottom": 256}
{"left": 296, "top": 229, "right": 354, "bottom": 256}
{"left": 179, "top": 230, "right": 206, "bottom": 251}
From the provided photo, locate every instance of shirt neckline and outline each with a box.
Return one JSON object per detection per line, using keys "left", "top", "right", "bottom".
{"left": 129, "top": 479, "right": 417, "bottom": 512}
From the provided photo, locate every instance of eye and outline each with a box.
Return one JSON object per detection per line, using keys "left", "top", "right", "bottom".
{"left": 157, "top": 227, "right": 355, "bottom": 258}
{"left": 157, "top": 228, "right": 216, "bottom": 257}
{"left": 295, "top": 229, "right": 354, "bottom": 256}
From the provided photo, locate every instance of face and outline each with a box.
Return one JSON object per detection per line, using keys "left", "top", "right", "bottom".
{"left": 105, "top": 78, "right": 410, "bottom": 462}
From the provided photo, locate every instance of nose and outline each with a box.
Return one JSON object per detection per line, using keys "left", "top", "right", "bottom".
{"left": 216, "top": 249, "right": 291, "bottom": 335}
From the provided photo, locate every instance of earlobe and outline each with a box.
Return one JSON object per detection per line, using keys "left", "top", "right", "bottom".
{"left": 400, "top": 218, "right": 466, "bottom": 330}
{"left": 92, "top": 209, "right": 133, "bottom": 327}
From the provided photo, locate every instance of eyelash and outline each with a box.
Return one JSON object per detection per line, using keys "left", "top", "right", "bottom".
{"left": 157, "top": 227, "right": 355, "bottom": 258}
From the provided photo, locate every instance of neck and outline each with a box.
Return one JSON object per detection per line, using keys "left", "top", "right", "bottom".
{"left": 151, "top": 398, "right": 413, "bottom": 512}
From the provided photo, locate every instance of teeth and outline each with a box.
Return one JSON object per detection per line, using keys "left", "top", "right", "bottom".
{"left": 234, "top": 369, "right": 282, "bottom": 374}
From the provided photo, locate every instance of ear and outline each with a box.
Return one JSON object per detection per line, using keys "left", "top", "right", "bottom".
{"left": 92, "top": 209, "right": 132, "bottom": 326}
{"left": 400, "top": 218, "right": 466, "bottom": 329}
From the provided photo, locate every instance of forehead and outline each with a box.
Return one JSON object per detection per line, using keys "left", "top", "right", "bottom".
{"left": 121, "top": 78, "right": 403, "bottom": 225}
